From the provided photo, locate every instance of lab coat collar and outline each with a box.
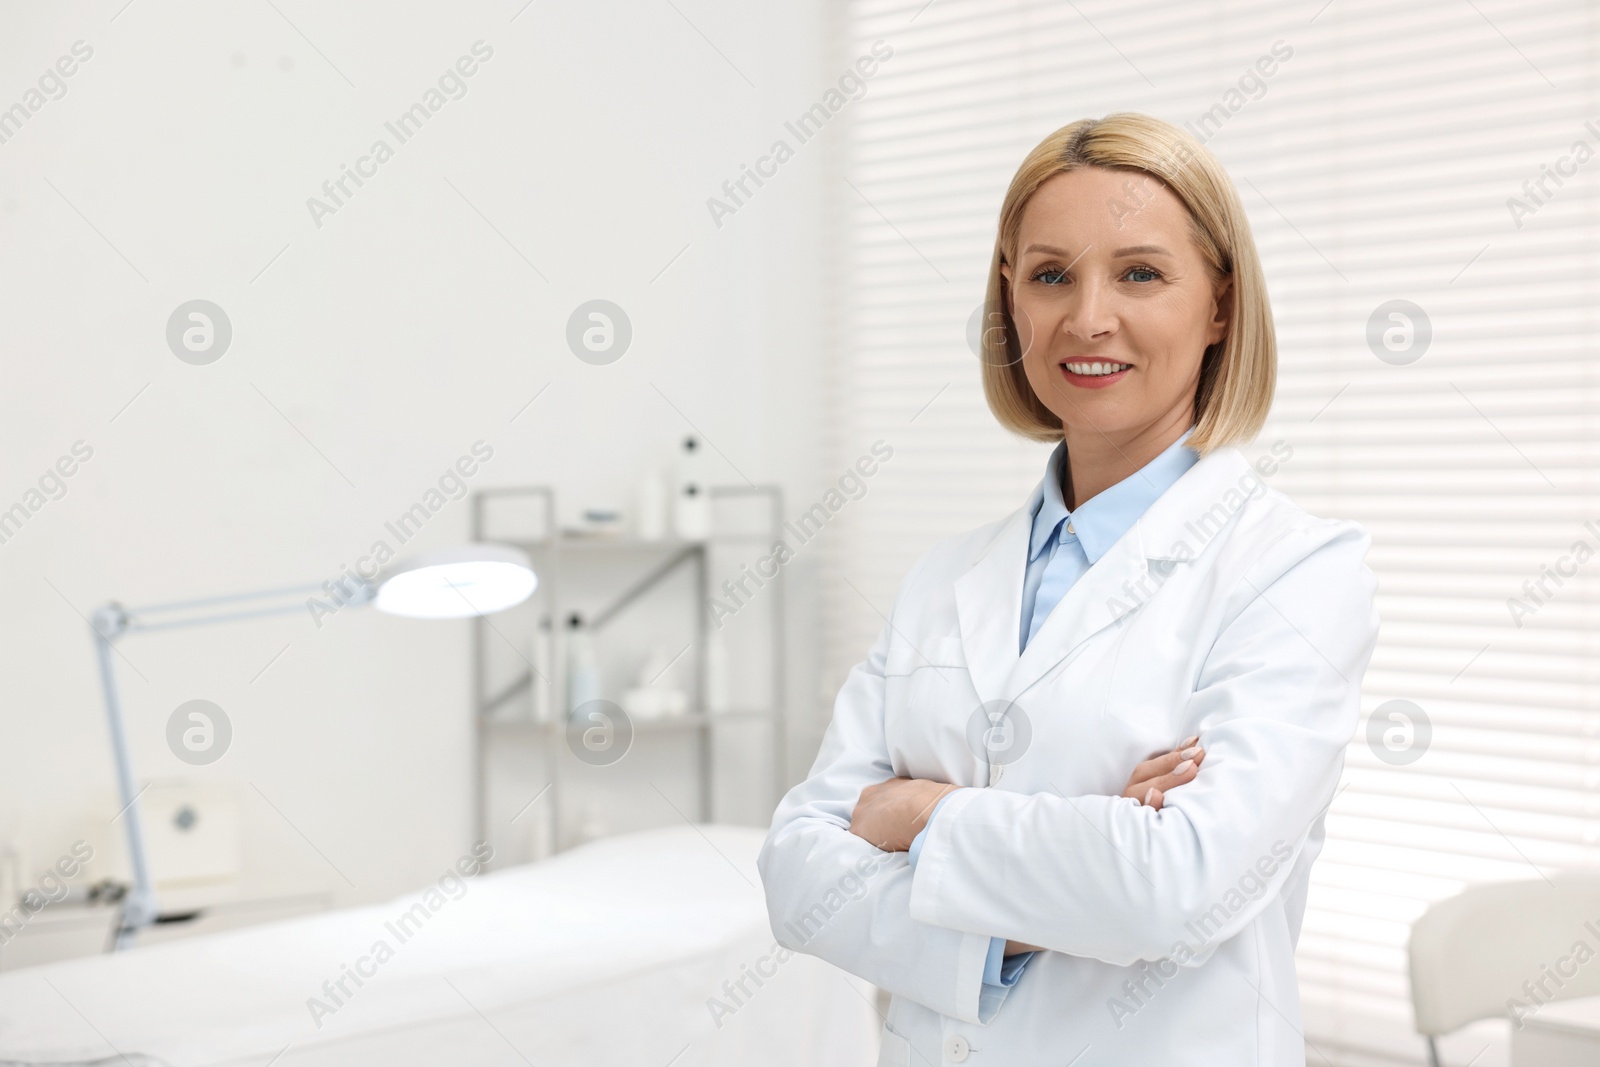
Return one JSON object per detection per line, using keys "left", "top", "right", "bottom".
{"left": 954, "top": 444, "right": 1256, "bottom": 707}
{"left": 1027, "top": 432, "right": 1200, "bottom": 566}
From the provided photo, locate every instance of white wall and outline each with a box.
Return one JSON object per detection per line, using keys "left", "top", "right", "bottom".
{"left": 0, "top": 0, "right": 831, "bottom": 906}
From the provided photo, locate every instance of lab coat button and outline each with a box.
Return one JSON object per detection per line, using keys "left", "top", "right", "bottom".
{"left": 944, "top": 1035, "right": 970, "bottom": 1061}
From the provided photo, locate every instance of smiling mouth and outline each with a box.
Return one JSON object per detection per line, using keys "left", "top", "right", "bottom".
{"left": 1060, "top": 360, "right": 1133, "bottom": 377}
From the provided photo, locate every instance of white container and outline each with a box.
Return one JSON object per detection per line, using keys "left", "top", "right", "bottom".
{"left": 529, "top": 617, "right": 553, "bottom": 723}
{"left": 673, "top": 484, "right": 711, "bottom": 540}
{"left": 672, "top": 435, "right": 712, "bottom": 540}
{"left": 625, "top": 644, "right": 689, "bottom": 720}
{"left": 636, "top": 473, "right": 668, "bottom": 541}
{"left": 565, "top": 614, "right": 601, "bottom": 715}
{"left": 706, "top": 629, "right": 731, "bottom": 714}
{"left": 622, "top": 686, "right": 688, "bottom": 720}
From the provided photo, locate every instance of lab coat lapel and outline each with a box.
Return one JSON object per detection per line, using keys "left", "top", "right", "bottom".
{"left": 1002, "top": 446, "right": 1252, "bottom": 701}
{"left": 1003, "top": 522, "right": 1153, "bottom": 701}
{"left": 952, "top": 508, "right": 1031, "bottom": 708}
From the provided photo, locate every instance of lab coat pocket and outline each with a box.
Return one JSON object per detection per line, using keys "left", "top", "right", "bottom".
{"left": 876, "top": 1026, "right": 911, "bottom": 1067}
{"left": 882, "top": 636, "right": 974, "bottom": 779}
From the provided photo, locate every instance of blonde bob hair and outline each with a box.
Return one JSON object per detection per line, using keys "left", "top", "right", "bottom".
{"left": 980, "top": 112, "right": 1275, "bottom": 455}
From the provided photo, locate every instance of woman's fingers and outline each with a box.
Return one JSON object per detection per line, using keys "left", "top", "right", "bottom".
{"left": 1122, "top": 744, "right": 1205, "bottom": 806}
{"left": 1120, "top": 734, "right": 1206, "bottom": 810}
{"left": 1141, "top": 755, "right": 1203, "bottom": 795}
{"left": 1122, "top": 760, "right": 1196, "bottom": 803}
{"left": 1124, "top": 745, "right": 1205, "bottom": 792}
{"left": 1128, "top": 749, "right": 1181, "bottom": 782}
{"left": 1128, "top": 737, "right": 1203, "bottom": 780}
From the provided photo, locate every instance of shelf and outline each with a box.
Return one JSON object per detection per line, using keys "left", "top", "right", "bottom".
{"left": 482, "top": 710, "right": 774, "bottom": 731}
{"left": 472, "top": 482, "right": 786, "bottom": 854}
{"left": 513, "top": 536, "right": 708, "bottom": 552}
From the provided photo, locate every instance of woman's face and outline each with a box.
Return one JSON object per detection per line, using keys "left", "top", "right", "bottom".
{"left": 1000, "top": 167, "right": 1231, "bottom": 441}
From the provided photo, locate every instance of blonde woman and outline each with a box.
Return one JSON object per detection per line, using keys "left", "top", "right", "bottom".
{"left": 759, "top": 113, "right": 1379, "bottom": 1065}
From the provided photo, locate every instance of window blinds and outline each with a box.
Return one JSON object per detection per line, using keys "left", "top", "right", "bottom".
{"left": 824, "top": 1, "right": 1599, "bottom": 1062}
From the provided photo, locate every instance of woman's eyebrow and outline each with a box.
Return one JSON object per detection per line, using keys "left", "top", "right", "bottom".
{"left": 1020, "top": 242, "right": 1172, "bottom": 258}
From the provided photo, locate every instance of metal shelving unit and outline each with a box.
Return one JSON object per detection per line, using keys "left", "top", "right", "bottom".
{"left": 470, "top": 484, "right": 785, "bottom": 857}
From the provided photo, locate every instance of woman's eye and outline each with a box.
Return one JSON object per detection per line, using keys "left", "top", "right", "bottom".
{"left": 1028, "top": 265, "right": 1161, "bottom": 285}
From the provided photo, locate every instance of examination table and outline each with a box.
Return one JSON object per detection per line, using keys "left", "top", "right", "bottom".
{"left": 0, "top": 824, "right": 878, "bottom": 1066}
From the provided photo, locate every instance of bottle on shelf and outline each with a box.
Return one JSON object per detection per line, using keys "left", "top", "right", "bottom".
{"left": 706, "top": 628, "right": 730, "bottom": 714}
{"left": 672, "top": 435, "right": 712, "bottom": 540}
{"left": 530, "top": 614, "right": 553, "bottom": 723}
{"left": 636, "top": 472, "right": 668, "bottom": 541}
{"left": 565, "top": 612, "right": 601, "bottom": 716}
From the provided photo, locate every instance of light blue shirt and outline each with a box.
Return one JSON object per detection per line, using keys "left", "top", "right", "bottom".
{"left": 907, "top": 429, "right": 1199, "bottom": 992}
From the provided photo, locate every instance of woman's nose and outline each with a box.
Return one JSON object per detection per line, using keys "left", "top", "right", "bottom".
{"left": 1060, "top": 279, "right": 1116, "bottom": 341}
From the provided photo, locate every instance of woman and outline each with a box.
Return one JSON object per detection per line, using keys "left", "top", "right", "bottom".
{"left": 758, "top": 113, "right": 1380, "bottom": 1065}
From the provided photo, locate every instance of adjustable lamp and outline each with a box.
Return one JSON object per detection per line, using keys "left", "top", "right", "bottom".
{"left": 88, "top": 543, "right": 536, "bottom": 949}
{"left": 373, "top": 544, "right": 537, "bottom": 619}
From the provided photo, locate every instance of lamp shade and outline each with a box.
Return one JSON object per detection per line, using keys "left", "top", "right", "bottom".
{"left": 373, "top": 543, "right": 537, "bottom": 619}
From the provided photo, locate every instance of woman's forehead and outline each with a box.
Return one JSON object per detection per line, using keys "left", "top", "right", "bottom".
{"left": 1017, "top": 169, "right": 1192, "bottom": 253}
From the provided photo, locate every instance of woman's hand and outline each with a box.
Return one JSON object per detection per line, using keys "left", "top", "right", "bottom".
{"left": 849, "top": 776, "right": 961, "bottom": 852}
{"left": 1122, "top": 735, "right": 1205, "bottom": 810}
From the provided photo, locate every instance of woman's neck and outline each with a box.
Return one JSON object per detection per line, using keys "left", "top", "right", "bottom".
{"left": 1061, "top": 408, "right": 1194, "bottom": 510}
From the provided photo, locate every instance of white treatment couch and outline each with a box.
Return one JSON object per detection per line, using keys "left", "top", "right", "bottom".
{"left": 0, "top": 824, "right": 878, "bottom": 1066}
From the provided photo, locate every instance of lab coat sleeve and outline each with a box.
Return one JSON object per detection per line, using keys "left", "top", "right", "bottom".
{"left": 910, "top": 797, "right": 1037, "bottom": 989}
{"left": 907, "top": 521, "right": 1380, "bottom": 968}
{"left": 757, "top": 560, "right": 999, "bottom": 1026}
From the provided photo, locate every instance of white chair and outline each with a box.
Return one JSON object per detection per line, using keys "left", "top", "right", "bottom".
{"left": 1409, "top": 873, "right": 1600, "bottom": 1066}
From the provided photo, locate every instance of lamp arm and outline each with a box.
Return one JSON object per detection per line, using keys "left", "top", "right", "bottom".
{"left": 90, "top": 611, "right": 158, "bottom": 950}
{"left": 87, "top": 577, "right": 373, "bottom": 951}
{"left": 124, "top": 579, "right": 372, "bottom": 633}
{"left": 82, "top": 547, "right": 527, "bottom": 947}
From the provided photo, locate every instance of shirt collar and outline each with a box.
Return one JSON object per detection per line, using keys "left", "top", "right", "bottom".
{"left": 1027, "top": 428, "right": 1200, "bottom": 565}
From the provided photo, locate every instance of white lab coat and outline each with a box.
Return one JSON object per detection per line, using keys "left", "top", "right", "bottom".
{"left": 758, "top": 444, "right": 1380, "bottom": 1066}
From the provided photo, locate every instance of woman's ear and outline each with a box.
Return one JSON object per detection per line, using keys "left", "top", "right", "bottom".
{"left": 1206, "top": 276, "right": 1233, "bottom": 346}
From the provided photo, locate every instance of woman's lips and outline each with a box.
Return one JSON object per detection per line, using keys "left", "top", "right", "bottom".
{"left": 1058, "top": 362, "right": 1131, "bottom": 389}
